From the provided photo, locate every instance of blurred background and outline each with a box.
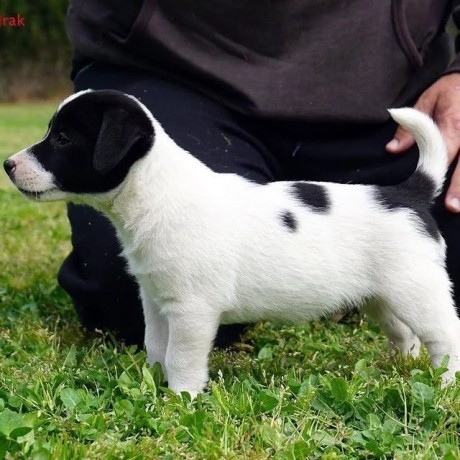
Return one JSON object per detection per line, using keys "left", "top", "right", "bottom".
{"left": 0, "top": 0, "right": 71, "bottom": 101}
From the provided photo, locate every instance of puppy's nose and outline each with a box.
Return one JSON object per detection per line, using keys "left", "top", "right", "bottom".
{"left": 3, "top": 159, "right": 16, "bottom": 176}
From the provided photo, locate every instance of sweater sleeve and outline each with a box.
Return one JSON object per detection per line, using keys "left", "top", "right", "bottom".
{"left": 444, "top": 1, "right": 460, "bottom": 73}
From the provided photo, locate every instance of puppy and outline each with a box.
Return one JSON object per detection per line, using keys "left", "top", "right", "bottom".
{"left": 4, "top": 90, "right": 460, "bottom": 397}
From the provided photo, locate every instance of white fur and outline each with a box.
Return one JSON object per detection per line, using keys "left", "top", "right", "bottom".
{"left": 58, "top": 88, "right": 93, "bottom": 111}
{"left": 7, "top": 148, "right": 59, "bottom": 198}
{"left": 8, "top": 94, "right": 460, "bottom": 397}
{"left": 388, "top": 108, "right": 448, "bottom": 195}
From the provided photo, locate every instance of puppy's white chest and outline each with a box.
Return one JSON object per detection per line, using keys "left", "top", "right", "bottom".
{"left": 120, "top": 234, "right": 196, "bottom": 304}
{"left": 123, "top": 254, "right": 176, "bottom": 305}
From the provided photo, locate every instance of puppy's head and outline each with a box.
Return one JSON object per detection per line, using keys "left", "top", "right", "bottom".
{"left": 3, "top": 90, "right": 154, "bottom": 202}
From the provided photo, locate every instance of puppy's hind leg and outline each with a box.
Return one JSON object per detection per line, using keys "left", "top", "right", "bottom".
{"left": 364, "top": 299, "right": 421, "bottom": 357}
{"left": 164, "top": 302, "right": 220, "bottom": 398}
{"left": 381, "top": 264, "right": 460, "bottom": 384}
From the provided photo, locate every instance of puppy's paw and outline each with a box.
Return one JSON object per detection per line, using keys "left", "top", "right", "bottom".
{"left": 169, "top": 384, "right": 201, "bottom": 400}
{"left": 389, "top": 337, "right": 421, "bottom": 358}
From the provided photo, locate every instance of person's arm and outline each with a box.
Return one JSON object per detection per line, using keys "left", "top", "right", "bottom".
{"left": 387, "top": 2, "right": 460, "bottom": 212}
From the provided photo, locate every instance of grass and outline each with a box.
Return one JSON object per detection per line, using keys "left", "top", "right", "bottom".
{"left": 0, "top": 101, "right": 459, "bottom": 459}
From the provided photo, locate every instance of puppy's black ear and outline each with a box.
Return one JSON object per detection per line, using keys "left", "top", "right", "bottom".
{"left": 93, "top": 107, "right": 151, "bottom": 176}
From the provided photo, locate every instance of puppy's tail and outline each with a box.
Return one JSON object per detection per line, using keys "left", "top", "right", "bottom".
{"left": 388, "top": 108, "right": 448, "bottom": 199}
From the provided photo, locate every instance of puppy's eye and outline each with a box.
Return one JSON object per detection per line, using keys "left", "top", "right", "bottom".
{"left": 56, "top": 132, "right": 71, "bottom": 146}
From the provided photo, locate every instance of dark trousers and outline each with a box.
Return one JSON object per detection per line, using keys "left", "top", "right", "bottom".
{"left": 58, "top": 63, "right": 460, "bottom": 346}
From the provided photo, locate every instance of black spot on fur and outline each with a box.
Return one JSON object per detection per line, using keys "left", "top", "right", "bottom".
{"left": 401, "top": 171, "right": 437, "bottom": 202}
{"left": 281, "top": 211, "right": 297, "bottom": 231}
{"left": 291, "top": 182, "right": 330, "bottom": 212}
{"left": 374, "top": 172, "right": 440, "bottom": 239}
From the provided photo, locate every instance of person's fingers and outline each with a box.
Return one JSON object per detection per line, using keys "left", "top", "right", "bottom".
{"left": 385, "top": 126, "right": 415, "bottom": 153}
{"left": 445, "top": 160, "right": 460, "bottom": 213}
{"left": 386, "top": 91, "right": 437, "bottom": 154}
{"left": 437, "top": 113, "right": 460, "bottom": 165}
{"left": 438, "top": 112, "right": 460, "bottom": 212}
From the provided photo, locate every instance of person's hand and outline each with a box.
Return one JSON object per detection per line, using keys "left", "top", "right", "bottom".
{"left": 386, "top": 73, "right": 460, "bottom": 212}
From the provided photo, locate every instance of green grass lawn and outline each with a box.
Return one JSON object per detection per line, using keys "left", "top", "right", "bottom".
{"left": 0, "top": 102, "right": 459, "bottom": 459}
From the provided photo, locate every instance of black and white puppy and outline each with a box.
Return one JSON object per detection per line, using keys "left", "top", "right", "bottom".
{"left": 4, "top": 90, "right": 460, "bottom": 397}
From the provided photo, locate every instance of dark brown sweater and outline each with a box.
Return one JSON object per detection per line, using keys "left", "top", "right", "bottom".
{"left": 67, "top": 0, "right": 459, "bottom": 123}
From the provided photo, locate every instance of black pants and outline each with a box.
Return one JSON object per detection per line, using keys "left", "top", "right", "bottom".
{"left": 58, "top": 63, "right": 460, "bottom": 346}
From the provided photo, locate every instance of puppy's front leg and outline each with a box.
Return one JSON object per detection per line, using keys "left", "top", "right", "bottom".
{"left": 164, "top": 306, "right": 219, "bottom": 398}
{"left": 141, "top": 288, "right": 169, "bottom": 380}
